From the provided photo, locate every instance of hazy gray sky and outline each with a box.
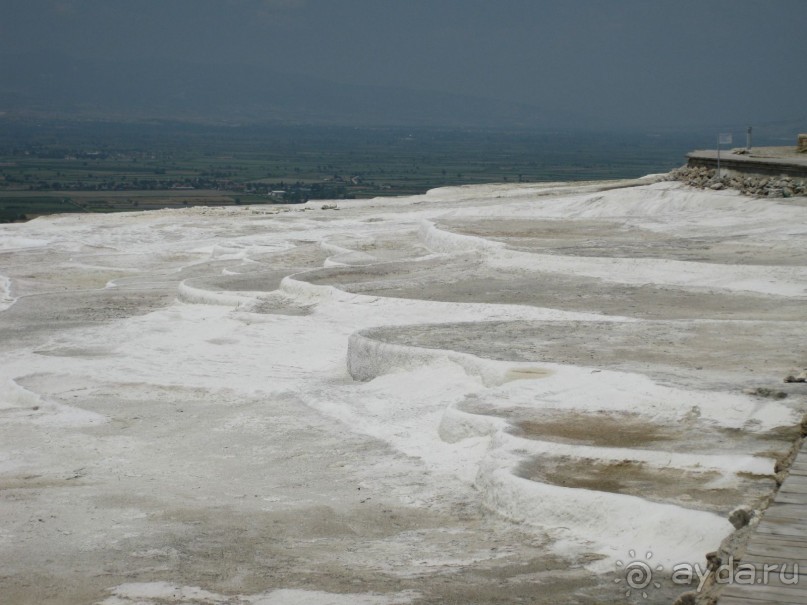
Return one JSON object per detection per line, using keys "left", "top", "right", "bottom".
{"left": 2, "top": 0, "right": 805, "bottom": 130}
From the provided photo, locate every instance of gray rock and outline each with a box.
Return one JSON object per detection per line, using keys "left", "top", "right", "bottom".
{"left": 728, "top": 506, "right": 755, "bottom": 529}
{"left": 784, "top": 368, "right": 807, "bottom": 383}
{"left": 744, "top": 387, "right": 788, "bottom": 399}
{"left": 672, "top": 592, "right": 698, "bottom": 605}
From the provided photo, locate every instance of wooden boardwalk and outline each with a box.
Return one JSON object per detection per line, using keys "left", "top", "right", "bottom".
{"left": 719, "top": 445, "right": 807, "bottom": 604}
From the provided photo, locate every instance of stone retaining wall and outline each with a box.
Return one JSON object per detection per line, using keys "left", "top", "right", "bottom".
{"left": 667, "top": 166, "right": 807, "bottom": 198}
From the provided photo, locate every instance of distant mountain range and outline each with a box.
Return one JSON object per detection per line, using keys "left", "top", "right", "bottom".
{"left": 0, "top": 52, "right": 587, "bottom": 130}
{"left": 2, "top": 53, "right": 803, "bottom": 138}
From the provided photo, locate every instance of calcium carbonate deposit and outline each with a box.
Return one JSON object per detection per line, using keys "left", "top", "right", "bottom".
{"left": 1, "top": 177, "right": 806, "bottom": 604}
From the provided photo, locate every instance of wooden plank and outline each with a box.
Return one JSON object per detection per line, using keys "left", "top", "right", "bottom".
{"left": 721, "top": 584, "right": 807, "bottom": 603}
{"left": 746, "top": 545, "right": 807, "bottom": 558}
{"left": 766, "top": 497, "right": 807, "bottom": 509}
{"left": 779, "top": 487, "right": 807, "bottom": 496}
{"left": 755, "top": 509, "right": 807, "bottom": 523}
{"left": 763, "top": 503, "right": 807, "bottom": 518}
{"left": 717, "top": 444, "right": 807, "bottom": 603}
{"left": 779, "top": 485, "right": 807, "bottom": 496}
{"left": 776, "top": 491, "right": 807, "bottom": 507}
{"left": 759, "top": 510, "right": 807, "bottom": 522}
{"left": 741, "top": 556, "right": 805, "bottom": 569}
{"left": 778, "top": 476, "right": 807, "bottom": 493}
{"left": 719, "top": 583, "right": 807, "bottom": 603}
{"left": 741, "top": 555, "right": 807, "bottom": 568}
{"left": 718, "top": 596, "right": 806, "bottom": 605}
{"left": 726, "top": 565, "right": 807, "bottom": 585}
{"left": 719, "top": 597, "right": 805, "bottom": 605}
{"left": 720, "top": 594, "right": 806, "bottom": 605}
{"left": 718, "top": 598, "right": 802, "bottom": 605}
{"left": 760, "top": 572, "right": 807, "bottom": 587}
{"left": 755, "top": 534, "right": 807, "bottom": 547}
{"left": 779, "top": 474, "right": 807, "bottom": 494}
{"left": 749, "top": 533, "right": 807, "bottom": 548}
{"left": 760, "top": 516, "right": 807, "bottom": 526}
{"left": 756, "top": 525, "right": 807, "bottom": 536}
{"left": 744, "top": 542, "right": 807, "bottom": 561}
{"left": 757, "top": 521, "right": 807, "bottom": 537}
{"left": 771, "top": 491, "right": 807, "bottom": 505}
{"left": 720, "top": 592, "right": 806, "bottom": 603}
{"left": 719, "top": 590, "right": 807, "bottom": 603}
{"left": 740, "top": 555, "right": 804, "bottom": 568}
{"left": 758, "top": 515, "right": 807, "bottom": 527}
{"left": 757, "top": 522, "right": 807, "bottom": 534}
{"left": 734, "top": 555, "right": 807, "bottom": 572}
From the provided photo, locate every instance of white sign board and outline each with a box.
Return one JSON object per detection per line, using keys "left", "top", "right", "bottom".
{"left": 719, "top": 133, "right": 733, "bottom": 145}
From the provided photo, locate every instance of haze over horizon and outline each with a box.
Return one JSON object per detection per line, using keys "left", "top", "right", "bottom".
{"left": 1, "top": 0, "right": 806, "bottom": 133}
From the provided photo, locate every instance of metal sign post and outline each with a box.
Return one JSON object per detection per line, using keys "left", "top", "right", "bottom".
{"left": 717, "top": 133, "right": 732, "bottom": 178}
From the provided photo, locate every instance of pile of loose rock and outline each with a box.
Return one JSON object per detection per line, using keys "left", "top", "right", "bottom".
{"left": 667, "top": 166, "right": 807, "bottom": 198}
